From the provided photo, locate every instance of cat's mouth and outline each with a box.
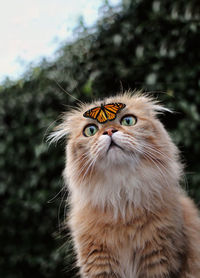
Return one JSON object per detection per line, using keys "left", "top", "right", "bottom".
{"left": 107, "top": 139, "right": 124, "bottom": 152}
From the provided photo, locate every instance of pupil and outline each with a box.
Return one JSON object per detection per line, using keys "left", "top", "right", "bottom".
{"left": 126, "top": 118, "right": 130, "bottom": 124}
{"left": 90, "top": 127, "right": 95, "bottom": 134}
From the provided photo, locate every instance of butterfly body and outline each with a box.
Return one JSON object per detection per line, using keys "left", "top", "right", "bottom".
{"left": 83, "top": 103, "right": 126, "bottom": 123}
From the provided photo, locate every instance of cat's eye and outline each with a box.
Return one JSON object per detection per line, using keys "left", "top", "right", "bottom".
{"left": 120, "top": 115, "right": 137, "bottom": 126}
{"left": 83, "top": 124, "right": 99, "bottom": 137}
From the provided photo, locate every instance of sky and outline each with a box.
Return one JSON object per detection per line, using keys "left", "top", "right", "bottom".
{"left": 0, "top": 0, "right": 120, "bottom": 83}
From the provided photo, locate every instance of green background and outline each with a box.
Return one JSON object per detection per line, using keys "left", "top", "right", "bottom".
{"left": 1, "top": 0, "right": 200, "bottom": 277}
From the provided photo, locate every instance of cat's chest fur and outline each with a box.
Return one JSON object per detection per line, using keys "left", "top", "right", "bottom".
{"left": 69, "top": 200, "right": 181, "bottom": 278}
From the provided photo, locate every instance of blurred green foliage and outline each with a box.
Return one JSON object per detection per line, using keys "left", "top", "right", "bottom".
{"left": 1, "top": 0, "right": 200, "bottom": 277}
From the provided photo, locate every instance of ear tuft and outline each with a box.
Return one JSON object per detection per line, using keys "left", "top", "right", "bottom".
{"left": 47, "top": 125, "right": 67, "bottom": 145}
{"left": 153, "top": 104, "right": 173, "bottom": 114}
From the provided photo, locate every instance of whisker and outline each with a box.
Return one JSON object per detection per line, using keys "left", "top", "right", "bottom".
{"left": 82, "top": 157, "right": 97, "bottom": 180}
{"left": 138, "top": 142, "right": 175, "bottom": 163}
{"left": 47, "top": 186, "right": 65, "bottom": 204}
{"left": 58, "top": 187, "right": 69, "bottom": 232}
{"left": 124, "top": 138, "right": 173, "bottom": 188}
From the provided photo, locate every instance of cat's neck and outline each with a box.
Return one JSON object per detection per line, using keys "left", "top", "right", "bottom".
{"left": 68, "top": 164, "right": 181, "bottom": 219}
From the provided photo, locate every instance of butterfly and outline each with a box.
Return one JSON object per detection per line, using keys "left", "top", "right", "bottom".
{"left": 83, "top": 103, "right": 126, "bottom": 123}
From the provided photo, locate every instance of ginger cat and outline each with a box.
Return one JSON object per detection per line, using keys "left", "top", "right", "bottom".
{"left": 51, "top": 93, "right": 200, "bottom": 278}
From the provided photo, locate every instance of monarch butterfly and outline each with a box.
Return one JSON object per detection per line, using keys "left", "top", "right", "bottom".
{"left": 83, "top": 103, "right": 126, "bottom": 123}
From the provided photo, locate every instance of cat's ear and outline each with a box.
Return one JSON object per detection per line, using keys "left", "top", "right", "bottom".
{"left": 132, "top": 93, "right": 173, "bottom": 116}
{"left": 152, "top": 103, "right": 173, "bottom": 115}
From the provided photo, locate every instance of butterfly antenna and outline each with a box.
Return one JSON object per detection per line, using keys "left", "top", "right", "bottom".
{"left": 55, "top": 80, "right": 84, "bottom": 105}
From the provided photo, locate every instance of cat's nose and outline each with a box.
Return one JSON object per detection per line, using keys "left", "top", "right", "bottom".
{"left": 103, "top": 128, "right": 118, "bottom": 136}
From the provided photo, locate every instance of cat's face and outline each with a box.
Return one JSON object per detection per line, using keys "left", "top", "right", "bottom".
{"left": 63, "top": 94, "right": 175, "bottom": 173}
{"left": 50, "top": 93, "right": 181, "bottom": 209}
{"left": 70, "top": 108, "right": 152, "bottom": 171}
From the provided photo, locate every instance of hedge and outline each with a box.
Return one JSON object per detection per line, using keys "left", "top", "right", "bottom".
{"left": 0, "top": 0, "right": 200, "bottom": 277}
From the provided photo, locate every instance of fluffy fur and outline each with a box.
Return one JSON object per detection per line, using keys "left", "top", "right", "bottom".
{"left": 51, "top": 93, "right": 200, "bottom": 278}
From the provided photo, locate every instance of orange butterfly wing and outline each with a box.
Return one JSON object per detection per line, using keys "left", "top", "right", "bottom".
{"left": 83, "top": 103, "right": 126, "bottom": 123}
{"left": 103, "top": 109, "right": 116, "bottom": 121}
{"left": 96, "top": 109, "right": 108, "bottom": 123}
{"left": 104, "top": 103, "right": 126, "bottom": 121}
{"left": 83, "top": 107, "right": 101, "bottom": 120}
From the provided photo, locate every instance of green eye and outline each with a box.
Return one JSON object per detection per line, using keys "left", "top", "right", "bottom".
{"left": 83, "top": 124, "right": 98, "bottom": 137}
{"left": 120, "top": 115, "right": 137, "bottom": 126}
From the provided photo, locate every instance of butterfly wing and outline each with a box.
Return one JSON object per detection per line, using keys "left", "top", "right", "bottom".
{"left": 96, "top": 109, "right": 108, "bottom": 123}
{"left": 83, "top": 103, "right": 126, "bottom": 123}
{"left": 83, "top": 107, "right": 101, "bottom": 120}
{"left": 104, "top": 103, "right": 126, "bottom": 121}
{"left": 83, "top": 106, "right": 107, "bottom": 123}
{"left": 103, "top": 108, "right": 116, "bottom": 121}
{"left": 117, "top": 103, "right": 126, "bottom": 110}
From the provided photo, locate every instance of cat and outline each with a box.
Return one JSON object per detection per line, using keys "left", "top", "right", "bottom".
{"left": 50, "top": 92, "right": 200, "bottom": 278}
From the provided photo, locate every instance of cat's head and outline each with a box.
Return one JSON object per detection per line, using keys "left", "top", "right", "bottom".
{"left": 50, "top": 92, "right": 182, "bottom": 210}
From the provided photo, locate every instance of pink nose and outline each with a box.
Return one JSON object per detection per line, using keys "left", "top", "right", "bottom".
{"left": 103, "top": 128, "right": 118, "bottom": 136}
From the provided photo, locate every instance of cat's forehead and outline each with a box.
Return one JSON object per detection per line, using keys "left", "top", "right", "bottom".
{"left": 81, "top": 94, "right": 153, "bottom": 116}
